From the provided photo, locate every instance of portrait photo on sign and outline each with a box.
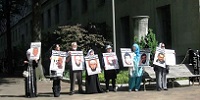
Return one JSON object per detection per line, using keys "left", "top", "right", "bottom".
{"left": 103, "top": 53, "right": 119, "bottom": 70}
{"left": 70, "top": 51, "right": 84, "bottom": 71}
{"left": 153, "top": 47, "right": 166, "bottom": 68}
{"left": 139, "top": 50, "right": 150, "bottom": 66}
{"left": 120, "top": 48, "right": 134, "bottom": 67}
{"left": 49, "top": 50, "right": 66, "bottom": 77}
{"left": 30, "top": 42, "right": 41, "bottom": 60}
{"left": 85, "top": 55, "right": 101, "bottom": 76}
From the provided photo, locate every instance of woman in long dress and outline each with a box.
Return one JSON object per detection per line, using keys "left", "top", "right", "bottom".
{"left": 129, "top": 43, "right": 143, "bottom": 92}
{"left": 23, "top": 48, "right": 38, "bottom": 98}
{"left": 85, "top": 49, "right": 103, "bottom": 94}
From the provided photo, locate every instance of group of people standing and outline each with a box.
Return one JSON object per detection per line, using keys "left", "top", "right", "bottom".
{"left": 23, "top": 41, "right": 169, "bottom": 98}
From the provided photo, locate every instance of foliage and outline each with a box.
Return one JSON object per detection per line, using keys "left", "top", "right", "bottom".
{"left": 63, "top": 70, "right": 129, "bottom": 84}
{"left": 98, "top": 70, "right": 129, "bottom": 84}
{"left": 134, "top": 29, "right": 158, "bottom": 62}
{"left": 145, "top": 29, "right": 158, "bottom": 54}
{"left": 51, "top": 24, "right": 112, "bottom": 55}
{"left": 0, "top": 0, "right": 27, "bottom": 18}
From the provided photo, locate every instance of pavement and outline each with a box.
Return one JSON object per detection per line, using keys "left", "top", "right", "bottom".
{"left": 0, "top": 77, "right": 200, "bottom": 100}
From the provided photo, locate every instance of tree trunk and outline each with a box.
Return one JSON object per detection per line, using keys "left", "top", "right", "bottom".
{"left": 32, "top": 0, "right": 45, "bottom": 80}
{"left": 6, "top": 0, "right": 13, "bottom": 74}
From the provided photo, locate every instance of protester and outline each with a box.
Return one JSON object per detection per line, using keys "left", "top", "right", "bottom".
{"left": 102, "top": 45, "right": 117, "bottom": 92}
{"left": 66, "top": 42, "right": 84, "bottom": 95}
{"left": 154, "top": 42, "right": 168, "bottom": 91}
{"left": 85, "top": 49, "right": 103, "bottom": 94}
{"left": 50, "top": 44, "right": 62, "bottom": 97}
{"left": 23, "top": 48, "right": 38, "bottom": 98}
{"left": 129, "top": 43, "right": 143, "bottom": 92}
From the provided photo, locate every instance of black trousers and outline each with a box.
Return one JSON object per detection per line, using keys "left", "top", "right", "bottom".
{"left": 105, "top": 78, "right": 116, "bottom": 90}
{"left": 52, "top": 77, "right": 61, "bottom": 97}
{"left": 69, "top": 70, "right": 83, "bottom": 92}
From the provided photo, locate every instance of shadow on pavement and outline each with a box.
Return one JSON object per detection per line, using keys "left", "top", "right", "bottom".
{"left": 0, "top": 95, "right": 24, "bottom": 98}
{"left": 0, "top": 78, "right": 19, "bottom": 85}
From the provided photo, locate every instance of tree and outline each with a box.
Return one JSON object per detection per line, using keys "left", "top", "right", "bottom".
{"left": 42, "top": 24, "right": 112, "bottom": 72}
{"left": 0, "top": 0, "right": 26, "bottom": 74}
{"left": 134, "top": 28, "right": 158, "bottom": 65}
{"left": 52, "top": 24, "right": 112, "bottom": 54}
{"left": 32, "top": 0, "right": 45, "bottom": 80}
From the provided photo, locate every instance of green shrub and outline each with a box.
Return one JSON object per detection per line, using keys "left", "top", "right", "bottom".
{"left": 98, "top": 70, "right": 129, "bottom": 84}
{"left": 63, "top": 69, "right": 129, "bottom": 84}
{"left": 116, "top": 70, "right": 129, "bottom": 84}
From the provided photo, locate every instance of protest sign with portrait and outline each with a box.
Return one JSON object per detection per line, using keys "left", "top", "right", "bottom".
{"left": 50, "top": 50, "right": 67, "bottom": 77}
{"left": 139, "top": 50, "right": 150, "bottom": 67}
{"left": 153, "top": 47, "right": 166, "bottom": 68}
{"left": 103, "top": 52, "right": 119, "bottom": 70}
{"left": 30, "top": 42, "right": 41, "bottom": 60}
{"left": 71, "top": 51, "right": 84, "bottom": 71}
{"left": 85, "top": 55, "right": 101, "bottom": 76}
{"left": 120, "top": 48, "right": 135, "bottom": 67}
{"left": 165, "top": 49, "right": 176, "bottom": 65}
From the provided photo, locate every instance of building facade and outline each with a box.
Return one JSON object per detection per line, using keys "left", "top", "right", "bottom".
{"left": 0, "top": 0, "right": 200, "bottom": 66}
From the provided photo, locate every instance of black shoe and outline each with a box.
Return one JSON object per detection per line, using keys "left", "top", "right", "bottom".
{"left": 78, "top": 89, "right": 85, "bottom": 94}
{"left": 157, "top": 88, "right": 161, "bottom": 91}
{"left": 164, "top": 88, "right": 168, "bottom": 91}
{"left": 52, "top": 87, "right": 60, "bottom": 97}
{"left": 69, "top": 91, "right": 74, "bottom": 95}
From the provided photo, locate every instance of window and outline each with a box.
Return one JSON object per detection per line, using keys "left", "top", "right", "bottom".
{"left": 82, "top": 0, "right": 88, "bottom": 13}
{"left": 55, "top": 4, "right": 59, "bottom": 24}
{"left": 41, "top": 14, "right": 44, "bottom": 29}
{"left": 66, "top": 0, "right": 72, "bottom": 19}
{"left": 25, "top": 23, "right": 28, "bottom": 35}
{"left": 97, "top": 0, "right": 105, "bottom": 7}
{"left": 48, "top": 9, "right": 51, "bottom": 28}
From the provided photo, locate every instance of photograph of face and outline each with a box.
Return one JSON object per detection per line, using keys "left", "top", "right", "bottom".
{"left": 88, "top": 59, "right": 97, "bottom": 71}
{"left": 156, "top": 53, "right": 165, "bottom": 64}
{"left": 32, "top": 47, "right": 38, "bottom": 57}
{"left": 57, "top": 56, "right": 63, "bottom": 69}
{"left": 124, "top": 52, "right": 132, "bottom": 65}
{"left": 140, "top": 53, "right": 147, "bottom": 64}
{"left": 106, "top": 56, "right": 116, "bottom": 66}
{"left": 74, "top": 56, "right": 82, "bottom": 67}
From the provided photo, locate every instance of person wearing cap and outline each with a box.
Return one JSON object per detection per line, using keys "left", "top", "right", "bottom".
{"left": 129, "top": 43, "right": 143, "bottom": 92}
{"left": 23, "top": 48, "right": 39, "bottom": 98}
{"left": 66, "top": 42, "right": 84, "bottom": 95}
{"left": 102, "top": 45, "right": 117, "bottom": 92}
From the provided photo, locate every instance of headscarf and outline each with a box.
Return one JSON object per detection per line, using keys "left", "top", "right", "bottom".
{"left": 132, "top": 43, "right": 143, "bottom": 77}
{"left": 26, "top": 48, "right": 31, "bottom": 61}
{"left": 133, "top": 44, "right": 140, "bottom": 64}
{"left": 87, "top": 49, "right": 94, "bottom": 56}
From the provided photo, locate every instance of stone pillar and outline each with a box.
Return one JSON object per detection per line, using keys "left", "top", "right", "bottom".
{"left": 132, "top": 16, "right": 149, "bottom": 41}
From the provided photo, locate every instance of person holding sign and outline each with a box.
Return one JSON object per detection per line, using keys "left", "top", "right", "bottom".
{"left": 102, "top": 45, "right": 117, "bottom": 92}
{"left": 129, "top": 43, "right": 143, "bottom": 92}
{"left": 66, "top": 42, "right": 84, "bottom": 95}
{"left": 85, "top": 49, "right": 103, "bottom": 94}
{"left": 50, "top": 44, "right": 62, "bottom": 97}
{"left": 23, "top": 48, "right": 38, "bottom": 98}
{"left": 154, "top": 43, "right": 168, "bottom": 91}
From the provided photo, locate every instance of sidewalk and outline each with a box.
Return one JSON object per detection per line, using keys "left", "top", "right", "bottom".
{"left": 0, "top": 77, "right": 200, "bottom": 100}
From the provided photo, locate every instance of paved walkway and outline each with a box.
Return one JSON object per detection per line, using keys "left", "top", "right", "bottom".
{"left": 0, "top": 77, "right": 200, "bottom": 100}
